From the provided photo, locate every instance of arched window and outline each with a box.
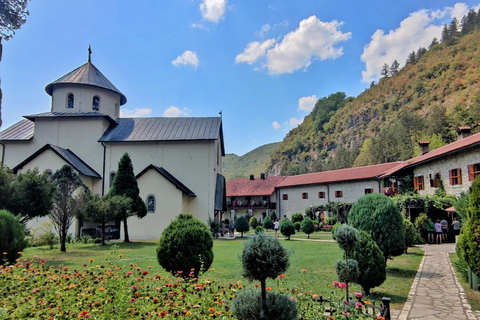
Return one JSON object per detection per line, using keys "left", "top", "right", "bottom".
{"left": 110, "top": 171, "right": 116, "bottom": 187}
{"left": 146, "top": 194, "right": 156, "bottom": 213}
{"left": 67, "top": 93, "right": 74, "bottom": 108}
{"left": 92, "top": 96, "right": 100, "bottom": 111}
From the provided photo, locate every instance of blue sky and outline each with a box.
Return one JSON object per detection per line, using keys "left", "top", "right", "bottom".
{"left": 1, "top": 1, "right": 479, "bottom": 156}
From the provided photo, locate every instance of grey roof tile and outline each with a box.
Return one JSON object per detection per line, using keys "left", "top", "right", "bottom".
{"left": 22, "top": 112, "right": 117, "bottom": 125}
{"left": 0, "top": 119, "right": 34, "bottom": 141}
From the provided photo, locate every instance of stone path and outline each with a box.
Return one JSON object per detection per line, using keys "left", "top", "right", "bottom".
{"left": 398, "top": 243, "right": 479, "bottom": 320}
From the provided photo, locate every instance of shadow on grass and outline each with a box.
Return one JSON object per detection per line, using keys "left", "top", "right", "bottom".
{"left": 386, "top": 267, "right": 417, "bottom": 279}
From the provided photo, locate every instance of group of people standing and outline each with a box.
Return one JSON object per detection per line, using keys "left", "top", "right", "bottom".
{"left": 219, "top": 220, "right": 235, "bottom": 237}
{"left": 427, "top": 217, "right": 461, "bottom": 244}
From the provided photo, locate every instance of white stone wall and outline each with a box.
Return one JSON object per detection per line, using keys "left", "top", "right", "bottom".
{"left": 413, "top": 147, "right": 480, "bottom": 197}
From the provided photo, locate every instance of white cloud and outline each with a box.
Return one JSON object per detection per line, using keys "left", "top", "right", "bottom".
{"left": 298, "top": 95, "right": 317, "bottom": 112}
{"left": 256, "top": 24, "right": 271, "bottom": 38}
{"left": 289, "top": 117, "right": 303, "bottom": 126}
{"left": 163, "top": 106, "right": 190, "bottom": 117}
{"left": 361, "top": 3, "right": 471, "bottom": 82}
{"left": 191, "top": 23, "right": 208, "bottom": 30}
{"left": 272, "top": 121, "right": 280, "bottom": 129}
{"left": 235, "top": 39, "right": 276, "bottom": 64}
{"left": 172, "top": 50, "right": 199, "bottom": 69}
{"left": 266, "top": 15, "right": 351, "bottom": 74}
{"left": 200, "top": 0, "right": 226, "bottom": 23}
{"left": 120, "top": 108, "right": 152, "bottom": 118}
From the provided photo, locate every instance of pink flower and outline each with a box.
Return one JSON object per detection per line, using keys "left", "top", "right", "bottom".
{"left": 342, "top": 311, "right": 351, "bottom": 315}
{"left": 355, "top": 302, "right": 363, "bottom": 309}
{"left": 338, "top": 283, "right": 347, "bottom": 289}
{"left": 344, "top": 301, "right": 349, "bottom": 305}
{"left": 332, "top": 281, "right": 339, "bottom": 287}
{"left": 355, "top": 292, "right": 363, "bottom": 298}
{"left": 131, "top": 285, "right": 138, "bottom": 291}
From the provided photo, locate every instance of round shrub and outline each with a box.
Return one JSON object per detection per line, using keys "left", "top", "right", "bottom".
{"left": 232, "top": 288, "right": 298, "bottom": 320}
{"left": 255, "top": 226, "right": 265, "bottom": 234}
{"left": 334, "top": 259, "right": 359, "bottom": 283}
{"left": 291, "top": 212, "right": 303, "bottom": 224}
{"left": 0, "top": 210, "right": 28, "bottom": 265}
{"left": 250, "top": 216, "right": 259, "bottom": 229}
{"left": 334, "top": 224, "right": 360, "bottom": 253}
{"left": 300, "top": 217, "right": 315, "bottom": 238}
{"left": 280, "top": 218, "right": 295, "bottom": 240}
{"left": 268, "top": 210, "right": 277, "bottom": 222}
{"left": 351, "top": 230, "right": 386, "bottom": 295}
{"left": 404, "top": 219, "right": 417, "bottom": 248}
{"left": 235, "top": 216, "right": 250, "bottom": 237}
{"left": 349, "top": 193, "right": 405, "bottom": 261}
{"left": 156, "top": 214, "right": 213, "bottom": 279}
{"left": 293, "top": 221, "right": 301, "bottom": 231}
{"left": 331, "top": 222, "right": 343, "bottom": 239}
{"left": 263, "top": 216, "right": 273, "bottom": 230}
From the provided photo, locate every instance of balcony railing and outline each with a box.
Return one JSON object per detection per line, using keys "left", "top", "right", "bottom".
{"left": 227, "top": 200, "right": 276, "bottom": 210}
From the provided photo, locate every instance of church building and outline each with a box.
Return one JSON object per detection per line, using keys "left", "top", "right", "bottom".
{"left": 0, "top": 52, "right": 226, "bottom": 240}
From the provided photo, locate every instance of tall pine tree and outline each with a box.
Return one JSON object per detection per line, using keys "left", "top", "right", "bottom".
{"left": 108, "top": 153, "right": 147, "bottom": 242}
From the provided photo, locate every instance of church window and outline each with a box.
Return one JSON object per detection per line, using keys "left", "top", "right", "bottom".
{"left": 92, "top": 96, "right": 100, "bottom": 111}
{"left": 110, "top": 171, "right": 116, "bottom": 187}
{"left": 146, "top": 194, "right": 156, "bottom": 213}
{"left": 67, "top": 93, "right": 74, "bottom": 108}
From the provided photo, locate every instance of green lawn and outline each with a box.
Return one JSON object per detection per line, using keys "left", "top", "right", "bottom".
{"left": 22, "top": 238, "right": 423, "bottom": 310}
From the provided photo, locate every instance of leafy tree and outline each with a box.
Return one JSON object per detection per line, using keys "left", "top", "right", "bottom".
{"left": 380, "top": 63, "right": 389, "bottom": 78}
{"left": 351, "top": 230, "right": 386, "bottom": 295}
{"left": 300, "top": 216, "right": 315, "bottom": 239}
{"left": 50, "top": 165, "right": 88, "bottom": 252}
{"left": 453, "top": 192, "right": 469, "bottom": 224}
{"left": 0, "top": 165, "right": 13, "bottom": 210}
{"left": 0, "top": 209, "right": 27, "bottom": 265}
{"left": 0, "top": 0, "right": 30, "bottom": 127}
{"left": 156, "top": 214, "right": 213, "bottom": 279}
{"left": 235, "top": 233, "right": 294, "bottom": 319}
{"left": 349, "top": 193, "right": 405, "bottom": 262}
{"left": 426, "top": 105, "right": 449, "bottom": 141}
{"left": 457, "top": 176, "right": 480, "bottom": 275}
{"left": 108, "top": 153, "right": 147, "bottom": 242}
{"left": 10, "top": 168, "right": 55, "bottom": 223}
{"left": 280, "top": 218, "right": 295, "bottom": 240}
{"left": 291, "top": 212, "right": 303, "bottom": 224}
{"left": 83, "top": 194, "right": 130, "bottom": 245}
{"left": 249, "top": 216, "right": 259, "bottom": 229}
{"left": 235, "top": 215, "right": 249, "bottom": 237}
{"left": 390, "top": 60, "right": 400, "bottom": 75}
{"left": 263, "top": 216, "right": 273, "bottom": 230}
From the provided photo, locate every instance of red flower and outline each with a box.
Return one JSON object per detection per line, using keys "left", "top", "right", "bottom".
{"left": 143, "top": 271, "right": 149, "bottom": 275}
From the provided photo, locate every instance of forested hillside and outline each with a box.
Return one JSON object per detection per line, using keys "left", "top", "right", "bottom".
{"left": 267, "top": 12, "right": 480, "bottom": 176}
{"left": 222, "top": 142, "right": 280, "bottom": 181}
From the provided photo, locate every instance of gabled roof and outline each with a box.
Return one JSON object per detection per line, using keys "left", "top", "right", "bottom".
{"left": 0, "top": 119, "right": 34, "bottom": 141}
{"left": 276, "top": 162, "right": 402, "bottom": 188}
{"left": 136, "top": 164, "right": 196, "bottom": 197}
{"left": 380, "top": 132, "right": 480, "bottom": 177}
{"left": 12, "top": 144, "right": 101, "bottom": 178}
{"left": 45, "top": 61, "right": 127, "bottom": 105}
{"left": 23, "top": 111, "right": 117, "bottom": 125}
{"left": 99, "top": 117, "right": 225, "bottom": 154}
{"left": 227, "top": 176, "right": 286, "bottom": 197}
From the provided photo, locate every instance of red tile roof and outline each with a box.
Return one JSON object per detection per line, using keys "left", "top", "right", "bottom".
{"left": 275, "top": 162, "right": 402, "bottom": 188}
{"left": 380, "top": 131, "right": 480, "bottom": 177}
{"left": 227, "top": 176, "right": 286, "bottom": 197}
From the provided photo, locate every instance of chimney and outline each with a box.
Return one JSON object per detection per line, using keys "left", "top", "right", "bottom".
{"left": 260, "top": 173, "right": 266, "bottom": 180}
{"left": 457, "top": 126, "right": 471, "bottom": 140}
{"left": 419, "top": 141, "right": 430, "bottom": 155}
{"left": 249, "top": 174, "right": 254, "bottom": 180}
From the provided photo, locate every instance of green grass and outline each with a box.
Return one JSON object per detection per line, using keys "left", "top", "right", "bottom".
{"left": 450, "top": 253, "right": 480, "bottom": 311}
{"left": 22, "top": 239, "right": 423, "bottom": 310}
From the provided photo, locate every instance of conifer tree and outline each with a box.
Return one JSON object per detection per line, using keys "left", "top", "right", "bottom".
{"left": 389, "top": 60, "right": 400, "bottom": 75}
{"left": 380, "top": 63, "right": 389, "bottom": 78}
{"left": 108, "top": 153, "right": 147, "bottom": 242}
{"left": 406, "top": 51, "right": 416, "bottom": 65}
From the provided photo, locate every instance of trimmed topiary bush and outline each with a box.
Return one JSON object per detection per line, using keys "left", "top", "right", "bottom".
{"left": 0, "top": 210, "right": 28, "bottom": 265}
{"left": 156, "top": 214, "right": 213, "bottom": 279}
{"left": 232, "top": 288, "right": 298, "bottom": 320}
{"left": 268, "top": 210, "right": 277, "bottom": 222}
{"left": 293, "top": 221, "right": 301, "bottom": 231}
{"left": 235, "top": 216, "right": 250, "bottom": 237}
{"left": 255, "top": 226, "right": 265, "bottom": 234}
{"left": 291, "top": 212, "right": 303, "bottom": 224}
{"left": 334, "top": 224, "right": 360, "bottom": 301}
{"left": 263, "top": 216, "right": 273, "bottom": 230}
{"left": 349, "top": 193, "right": 405, "bottom": 262}
{"left": 250, "top": 216, "right": 259, "bottom": 229}
{"left": 300, "top": 217, "right": 315, "bottom": 239}
{"left": 234, "top": 233, "right": 295, "bottom": 320}
{"left": 331, "top": 222, "right": 343, "bottom": 239}
{"left": 280, "top": 218, "right": 295, "bottom": 240}
{"left": 351, "top": 230, "right": 386, "bottom": 295}
{"left": 404, "top": 219, "right": 417, "bottom": 248}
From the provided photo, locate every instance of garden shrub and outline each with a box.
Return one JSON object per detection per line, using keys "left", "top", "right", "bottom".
{"left": 334, "top": 224, "right": 360, "bottom": 300}
{"left": 208, "top": 217, "right": 220, "bottom": 239}
{"left": 291, "top": 212, "right": 304, "bottom": 224}
{"left": 349, "top": 193, "right": 405, "bottom": 262}
{"left": 263, "top": 216, "right": 273, "bottom": 230}
{"left": 325, "top": 217, "right": 336, "bottom": 225}
{"left": 156, "top": 214, "right": 213, "bottom": 279}
{"left": 268, "top": 210, "right": 277, "bottom": 222}
{"left": 293, "top": 221, "right": 301, "bottom": 231}
{"left": 280, "top": 218, "right": 295, "bottom": 240}
{"left": 232, "top": 288, "right": 298, "bottom": 320}
{"left": 255, "top": 226, "right": 265, "bottom": 234}
{"left": 0, "top": 210, "right": 27, "bottom": 265}
{"left": 250, "top": 216, "right": 259, "bottom": 229}
{"left": 351, "top": 230, "right": 386, "bottom": 295}
{"left": 300, "top": 217, "right": 315, "bottom": 238}
{"left": 235, "top": 216, "right": 250, "bottom": 237}
{"left": 31, "top": 222, "right": 57, "bottom": 248}
{"left": 331, "top": 222, "right": 343, "bottom": 239}
{"left": 93, "top": 238, "right": 102, "bottom": 244}
{"left": 404, "top": 219, "right": 417, "bottom": 248}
